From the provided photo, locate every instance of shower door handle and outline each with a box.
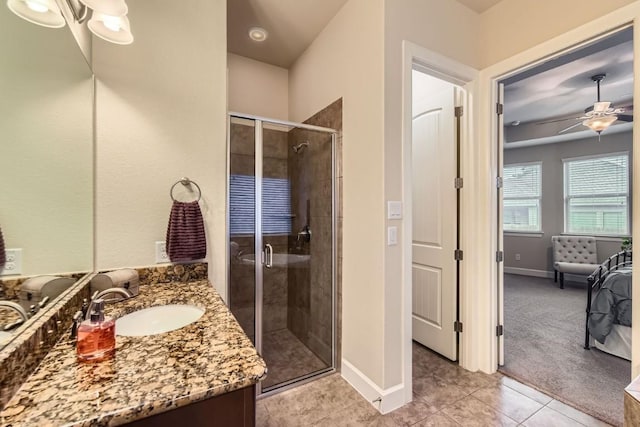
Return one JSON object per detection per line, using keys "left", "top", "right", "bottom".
{"left": 264, "top": 243, "right": 273, "bottom": 269}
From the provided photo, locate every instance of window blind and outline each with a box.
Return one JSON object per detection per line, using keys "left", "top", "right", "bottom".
{"left": 229, "top": 174, "right": 292, "bottom": 235}
{"left": 503, "top": 163, "right": 541, "bottom": 232}
{"left": 564, "top": 154, "right": 629, "bottom": 235}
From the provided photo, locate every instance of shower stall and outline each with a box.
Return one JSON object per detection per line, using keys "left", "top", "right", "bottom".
{"left": 227, "top": 113, "right": 337, "bottom": 395}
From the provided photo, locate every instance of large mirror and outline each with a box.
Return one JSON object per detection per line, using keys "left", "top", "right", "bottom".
{"left": 0, "top": 5, "right": 93, "bottom": 349}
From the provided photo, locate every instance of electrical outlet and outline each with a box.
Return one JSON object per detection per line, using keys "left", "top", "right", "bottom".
{"left": 155, "top": 241, "right": 169, "bottom": 263}
{"left": 515, "top": 253, "right": 521, "bottom": 261}
{"left": 1, "top": 248, "right": 22, "bottom": 276}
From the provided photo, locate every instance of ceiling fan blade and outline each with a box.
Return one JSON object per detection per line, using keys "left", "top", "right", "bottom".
{"left": 617, "top": 114, "right": 633, "bottom": 122}
{"left": 558, "top": 122, "right": 584, "bottom": 134}
{"left": 536, "top": 117, "right": 578, "bottom": 125}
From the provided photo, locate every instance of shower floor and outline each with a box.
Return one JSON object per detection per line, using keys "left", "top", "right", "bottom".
{"left": 261, "top": 328, "right": 329, "bottom": 390}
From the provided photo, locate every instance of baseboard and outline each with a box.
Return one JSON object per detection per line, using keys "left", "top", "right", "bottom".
{"left": 504, "top": 267, "right": 590, "bottom": 283}
{"left": 504, "top": 267, "right": 552, "bottom": 278}
{"left": 341, "top": 359, "right": 406, "bottom": 414}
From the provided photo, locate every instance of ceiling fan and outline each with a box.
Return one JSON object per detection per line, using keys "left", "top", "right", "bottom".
{"left": 543, "top": 74, "right": 633, "bottom": 137}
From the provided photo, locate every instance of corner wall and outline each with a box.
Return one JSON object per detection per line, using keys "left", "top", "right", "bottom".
{"left": 93, "top": 0, "right": 228, "bottom": 296}
{"left": 289, "top": 0, "right": 387, "bottom": 389}
{"left": 227, "top": 53, "right": 288, "bottom": 121}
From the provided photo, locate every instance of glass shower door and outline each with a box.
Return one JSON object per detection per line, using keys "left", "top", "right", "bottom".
{"left": 228, "top": 117, "right": 256, "bottom": 344}
{"left": 260, "top": 122, "right": 334, "bottom": 391}
{"left": 228, "top": 114, "right": 336, "bottom": 395}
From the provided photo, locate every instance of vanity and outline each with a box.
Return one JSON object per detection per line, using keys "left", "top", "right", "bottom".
{"left": 0, "top": 265, "right": 266, "bottom": 426}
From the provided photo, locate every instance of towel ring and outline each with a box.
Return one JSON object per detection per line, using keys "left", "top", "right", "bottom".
{"left": 170, "top": 177, "right": 201, "bottom": 202}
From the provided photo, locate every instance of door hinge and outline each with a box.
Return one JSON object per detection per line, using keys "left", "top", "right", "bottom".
{"left": 455, "top": 106, "right": 464, "bottom": 117}
{"left": 454, "top": 177, "right": 463, "bottom": 189}
{"left": 496, "top": 103, "right": 504, "bottom": 115}
{"left": 454, "top": 249, "right": 463, "bottom": 261}
{"left": 496, "top": 324, "right": 504, "bottom": 336}
{"left": 454, "top": 321, "right": 463, "bottom": 333}
{"left": 496, "top": 176, "right": 503, "bottom": 188}
{"left": 496, "top": 251, "right": 504, "bottom": 263}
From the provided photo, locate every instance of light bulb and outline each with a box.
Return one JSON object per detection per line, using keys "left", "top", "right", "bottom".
{"left": 102, "top": 15, "right": 121, "bottom": 32}
{"left": 25, "top": 0, "right": 48, "bottom": 13}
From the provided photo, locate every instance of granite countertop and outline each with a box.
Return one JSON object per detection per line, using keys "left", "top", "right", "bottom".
{"left": 0, "top": 280, "right": 267, "bottom": 426}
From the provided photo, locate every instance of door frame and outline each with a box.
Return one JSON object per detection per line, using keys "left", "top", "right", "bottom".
{"left": 480, "top": 5, "right": 640, "bottom": 375}
{"left": 401, "top": 41, "right": 478, "bottom": 404}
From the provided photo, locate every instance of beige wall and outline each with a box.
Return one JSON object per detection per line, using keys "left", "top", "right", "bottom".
{"left": 93, "top": 0, "right": 228, "bottom": 295}
{"left": 55, "top": 0, "right": 91, "bottom": 64}
{"left": 383, "top": 0, "right": 480, "bottom": 388}
{"left": 227, "top": 53, "right": 288, "bottom": 121}
{"left": 478, "top": 0, "right": 636, "bottom": 68}
{"left": 289, "top": 0, "right": 386, "bottom": 386}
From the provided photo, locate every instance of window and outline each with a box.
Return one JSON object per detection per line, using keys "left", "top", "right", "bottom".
{"left": 503, "top": 162, "right": 542, "bottom": 232}
{"left": 564, "top": 153, "right": 629, "bottom": 235}
{"left": 229, "top": 174, "right": 292, "bottom": 235}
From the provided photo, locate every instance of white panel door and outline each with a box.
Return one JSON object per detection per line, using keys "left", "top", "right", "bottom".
{"left": 411, "top": 81, "right": 458, "bottom": 361}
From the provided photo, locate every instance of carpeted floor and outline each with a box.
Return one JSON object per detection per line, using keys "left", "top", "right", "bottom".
{"left": 500, "top": 273, "right": 630, "bottom": 427}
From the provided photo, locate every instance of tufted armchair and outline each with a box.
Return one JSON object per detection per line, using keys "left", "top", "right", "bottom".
{"left": 552, "top": 236, "right": 600, "bottom": 289}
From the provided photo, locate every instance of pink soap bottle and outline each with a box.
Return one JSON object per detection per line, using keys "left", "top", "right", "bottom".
{"left": 76, "top": 298, "right": 115, "bottom": 362}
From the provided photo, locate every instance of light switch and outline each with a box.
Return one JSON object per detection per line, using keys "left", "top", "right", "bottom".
{"left": 387, "top": 201, "right": 402, "bottom": 219}
{"left": 387, "top": 226, "right": 398, "bottom": 246}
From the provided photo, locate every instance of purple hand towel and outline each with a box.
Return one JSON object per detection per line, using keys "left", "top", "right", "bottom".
{"left": 165, "top": 201, "right": 207, "bottom": 262}
{"left": 0, "top": 226, "right": 5, "bottom": 268}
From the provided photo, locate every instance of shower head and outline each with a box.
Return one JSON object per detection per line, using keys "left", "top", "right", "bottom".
{"left": 292, "top": 142, "right": 309, "bottom": 153}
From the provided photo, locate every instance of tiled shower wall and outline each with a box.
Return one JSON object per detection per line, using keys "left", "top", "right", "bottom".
{"left": 287, "top": 99, "right": 343, "bottom": 366}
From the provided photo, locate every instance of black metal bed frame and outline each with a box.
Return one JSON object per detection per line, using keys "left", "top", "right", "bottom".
{"left": 584, "top": 249, "right": 632, "bottom": 350}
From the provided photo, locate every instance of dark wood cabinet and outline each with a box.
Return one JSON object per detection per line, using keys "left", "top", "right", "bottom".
{"left": 126, "top": 385, "right": 255, "bottom": 427}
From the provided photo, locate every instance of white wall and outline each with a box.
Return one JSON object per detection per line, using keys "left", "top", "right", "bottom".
{"left": 228, "top": 53, "right": 288, "bottom": 121}
{"left": 289, "top": 0, "right": 387, "bottom": 388}
{"left": 93, "top": 0, "right": 228, "bottom": 295}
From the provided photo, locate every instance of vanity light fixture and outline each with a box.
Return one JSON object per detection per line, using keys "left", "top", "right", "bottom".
{"left": 78, "top": 0, "right": 133, "bottom": 45}
{"left": 248, "top": 26, "right": 268, "bottom": 42}
{"left": 6, "top": 0, "right": 66, "bottom": 28}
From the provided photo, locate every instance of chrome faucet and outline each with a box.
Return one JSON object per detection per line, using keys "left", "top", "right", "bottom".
{"left": 0, "top": 301, "right": 30, "bottom": 331}
{"left": 84, "top": 288, "right": 133, "bottom": 320}
{"left": 0, "top": 301, "right": 29, "bottom": 322}
{"left": 93, "top": 287, "right": 133, "bottom": 301}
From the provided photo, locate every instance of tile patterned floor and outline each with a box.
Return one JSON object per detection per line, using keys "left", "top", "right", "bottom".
{"left": 257, "top": 342, "right": 613, "bottom": 426}
{"left": 261, "top": 328, "right": 329, "bottom": 389}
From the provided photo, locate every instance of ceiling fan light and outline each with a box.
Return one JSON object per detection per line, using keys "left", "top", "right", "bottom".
{"left": 583, "top": 115, "right": 618, "bottom": 133}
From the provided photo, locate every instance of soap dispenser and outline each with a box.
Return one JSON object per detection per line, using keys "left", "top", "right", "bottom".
{"left": 76, "top": 298, "right": 115, "bottom": 362}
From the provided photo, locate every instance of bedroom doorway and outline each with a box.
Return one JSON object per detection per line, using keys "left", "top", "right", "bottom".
{"left": 495, "top": 27, "right": 633, "bottom": 426}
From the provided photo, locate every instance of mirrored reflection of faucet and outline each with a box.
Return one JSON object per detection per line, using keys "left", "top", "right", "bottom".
{"left": 0, "top": 301, "right": 29, "bottom": 331}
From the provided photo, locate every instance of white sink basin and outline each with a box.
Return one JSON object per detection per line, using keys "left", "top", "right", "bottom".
{"left": 116, "top": 304, "right": 205, "bottom": 337}
{"left": 239, "top": 253, "right": 310, "bottom": 268}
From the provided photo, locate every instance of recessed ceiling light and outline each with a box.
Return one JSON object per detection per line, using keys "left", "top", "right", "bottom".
{"left": 511, "top": 120, "right": 521, "bottom": 126}
{"left": 248, "top": 27, "right": 268, "bottom": 42}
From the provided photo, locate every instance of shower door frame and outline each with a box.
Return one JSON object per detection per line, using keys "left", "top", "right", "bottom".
{"left": 226, "top": 112, "right": 338, "bottom": 396}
